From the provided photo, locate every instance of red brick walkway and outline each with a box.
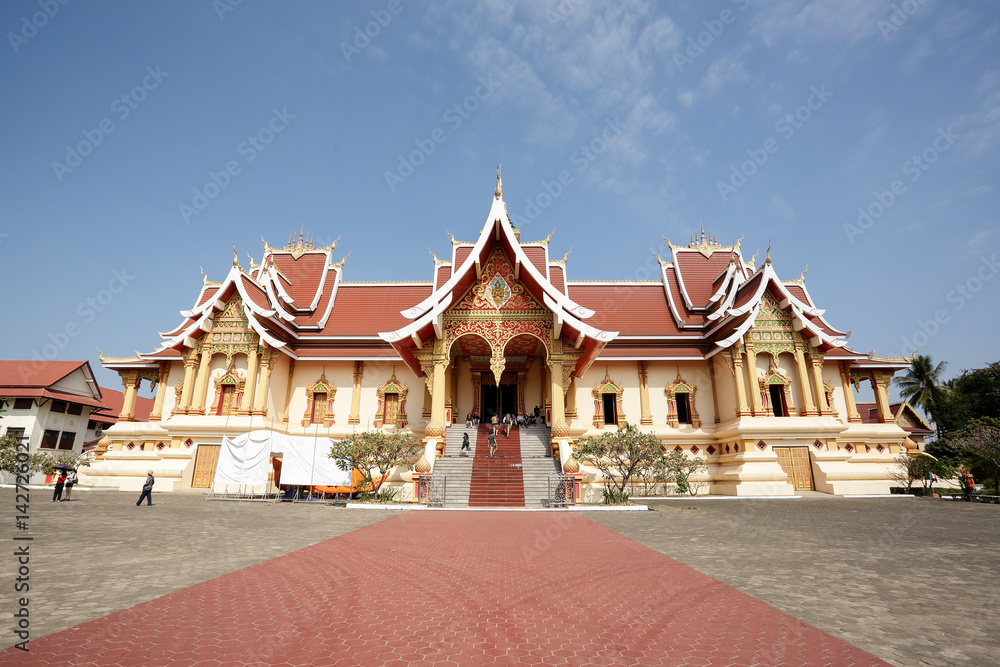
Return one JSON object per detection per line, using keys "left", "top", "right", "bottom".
{"left": 6, "top": 512, "right": 890, "bottom": 666}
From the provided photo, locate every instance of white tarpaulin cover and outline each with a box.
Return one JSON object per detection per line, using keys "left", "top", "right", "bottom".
{"left": 213, "top": 430, "right": 352, "bottom": 487}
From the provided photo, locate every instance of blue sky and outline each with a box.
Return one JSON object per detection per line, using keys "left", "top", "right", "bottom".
{"left": 1, "top": 0, "right": 997, "bottom": 400}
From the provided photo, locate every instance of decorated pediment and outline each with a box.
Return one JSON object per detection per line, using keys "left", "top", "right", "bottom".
{"left": 450, "top": 247, "right": 544, "bottom": 315}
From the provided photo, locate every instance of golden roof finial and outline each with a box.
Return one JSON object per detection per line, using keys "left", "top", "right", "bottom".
{"left": 494, "top": 163, "right": 503, "bottom": 199}
{"left": 299, "top": 225, "right": 304, "bottom": 246}
{"left": 97, "top": 346, "right": 104, "bottom": 361}
{"left": 233, "top": 242, "right": 239, "bottom": 267}
{"left": 765, "top": 239, "right": 772, "bottom": 265}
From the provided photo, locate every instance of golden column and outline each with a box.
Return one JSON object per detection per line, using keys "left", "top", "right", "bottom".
{"left": 149, "top": 362, "right": 171, "bottom": 422}
{"left": 638, "top": 361, "right": 653, "bottom": 425}
{"left": 192, "top": 347, "right": 214, "bottom": 415}
{"left": 252, "top": 347, "right": 272, "bottom": 415}
{"left": 731, "top": 351, "right": 751, "bottom": 417}
{"left": 549, "top": 359, "right": 568, "bottom": 438}
{"left": 348, "top": 361, "right": 363, "bottom": 424}
{"left": 118, "top": 370, "right": 140, "bottom": 422}
{"left": 793, "top": 341, "right": 817, "bottom": 416}
{"left": 425, "top": 358, "right": 448, "bottom": 439}
{"left": 809, "top": 353, "right": 830, "bottom": 415}
{"left": 177, "top": 351, "right": 198, "bottom": 414}
{"left": 839, "top": 362, "right": 861, "bottom": 423}
{"left": 281, "top": 358, "right": 296, "bottom": 423}
{"left": 564, "top": 376, "right": 577, "bottom": 420}
{"left": 451, "top": 362, "right": 460, "bottom": 423}
{"left": 873, "top": 372, "right": 894, "bottom": 423}
{"left": 241, "top": 346, "right": 259, "bottom": 415}
{"left": 708, "top": 361, "right": 721, "bottom": 424}
{"left": 744, "top": 342, "right": 764, "bottom": 415}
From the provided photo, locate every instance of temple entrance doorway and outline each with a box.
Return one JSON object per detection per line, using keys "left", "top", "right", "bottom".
{"left": 481, "top": 382, "right": 517, "bottom": 421}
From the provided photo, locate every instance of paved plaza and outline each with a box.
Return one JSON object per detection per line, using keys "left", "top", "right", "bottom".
{"left": 1, "top": 489, "right": 996, "bottom": 665}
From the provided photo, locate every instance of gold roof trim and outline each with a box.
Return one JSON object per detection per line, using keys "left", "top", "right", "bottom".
{"left": 664, "top": 230, "right": 742, "bottom": 259}
{"left": 784, "top": 265, "right": 808, "bottom": 285}
{"left": 523, "top": 229, "right": 556, "bottom": 246}
{"left": 263, "top": 230, "right": 339, "bottom": 260}
{"left": 867, "top": 351, "right": 916, "bottom": 363}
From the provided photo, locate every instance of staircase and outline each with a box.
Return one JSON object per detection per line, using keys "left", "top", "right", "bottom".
{"left": 519, "top": 425, "right": 559, "bottom": 507}
{"left": 432, "top": 425, "right": 478, "bottom": 507}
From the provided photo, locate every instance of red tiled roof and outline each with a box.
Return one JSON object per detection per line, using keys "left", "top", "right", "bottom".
{"left": 731, "top": 272, "right": 764, "bottom": 310}
{"left": 673, "top": 252, "right": 735, "bottom": 309}
{"left": 550, "top": 265, "right": 565, "bottom": 295}
{"left": 455, "top": 246, "right": 473, "bottom": 268}
{"left": 784, "top": 284, "right": 812, "bottom": 307}
{"left": 523, "top": 246, "right": 547, "bottom": 277}
{"left": 241, "top": 275, "right": 272, "bottom": 311}
{"left": 296, "top": 268, "right": 339, "bottom": 327}
{"left": 0, "top": 360, "right": 88, "bottom": 388}
{"left": 318, "top": 284, "right": 434, "bottom": 336}
{"left": 435, "top": 265, "right": 451, "bottom": 289}
{"left": 569, "top": 285, "right": 685, "bottom": 336}
{"left": 270, "top": 252, "right": 327, "bottom": 308}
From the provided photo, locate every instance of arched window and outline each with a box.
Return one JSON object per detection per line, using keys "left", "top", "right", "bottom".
{"left": 302, "top": 373, "right": 336, "bottom": 427}
{"left": 374, "top": 373, "right": 408, "bottom": 428}
{"left": 592, "top": 373, "right": 625, "bottom": 428}
{"left": 666, "top": 374, "right": 702, "bottom": 428}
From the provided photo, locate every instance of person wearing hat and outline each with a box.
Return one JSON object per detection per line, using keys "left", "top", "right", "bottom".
{"left": 136, "top": 470, "right": 155, "bottom": 506}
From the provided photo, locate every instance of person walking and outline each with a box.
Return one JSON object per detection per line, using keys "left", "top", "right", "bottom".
{"left": 62, "top": 469, "right": 78, "bottom": 501}
{"left": 488, "top": 431, "right": 497, "bottom": 457}
{"left": 461, "top": 432, "right": 471, "bottom": 457}
{"left": 52, "top": 470, "right": 67, "bottom": 502}
{"left": 136, "top": 470, "right": 155, "bottom": 506}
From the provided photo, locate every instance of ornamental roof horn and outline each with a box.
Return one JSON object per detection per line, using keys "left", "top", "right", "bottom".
{"left": 494, "top": 163, "right": 503, "bottom": 199}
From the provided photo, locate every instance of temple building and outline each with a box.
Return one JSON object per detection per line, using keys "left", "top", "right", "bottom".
{"left": 91, "top": 171, "right": 913, "bottom": 500}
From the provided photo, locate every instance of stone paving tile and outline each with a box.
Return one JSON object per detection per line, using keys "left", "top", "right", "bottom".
{"left": 586, "top": 497, "right": 1000, "bottom": 667}
{"left": 0, "top": 489, "right": 399, "bottom": 647}
{"left": 2, "top": 508, "right": 888, "bottom": 666}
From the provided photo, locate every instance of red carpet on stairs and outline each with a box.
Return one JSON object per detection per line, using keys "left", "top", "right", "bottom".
{"left": 468, "top": 424, "right": 524, "bottom": 507}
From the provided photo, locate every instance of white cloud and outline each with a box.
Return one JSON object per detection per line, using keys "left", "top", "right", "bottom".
{"left": 769, "top": 196, "right": 795, "bottom": 219}
{"left": 751, "top": 0, "right": 893, "bottom": 47}
{"left": 677, "top": 51, "right": 750, "bottom": 107}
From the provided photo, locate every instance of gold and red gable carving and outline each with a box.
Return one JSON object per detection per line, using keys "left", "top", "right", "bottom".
{"left": 451, "top": 247, "right": 544, "bottom": 313}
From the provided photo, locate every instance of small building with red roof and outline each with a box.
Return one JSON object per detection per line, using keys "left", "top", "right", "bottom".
{"left": 93, "top": 171, "right": 914, "bottom": 498}
{"left": 0, "top": 360, "right": 153, "bottom": 480}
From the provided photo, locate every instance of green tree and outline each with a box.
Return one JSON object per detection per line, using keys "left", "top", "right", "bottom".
{"left": 894, "top": 355, "right": 948, "bottom": 434}
{"left": 329, "top": 429, "right": 421, "bottom": 497}
{"left": 934, "top": 362, "right": 1000, "bottom": 437}
{"left": 573, "top": 424, "right": 666, "bottom": 503}
{"left": 0, "top": 435, "right": 52, "bottom": 478}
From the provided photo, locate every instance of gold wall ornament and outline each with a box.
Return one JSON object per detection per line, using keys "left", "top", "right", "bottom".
{"left": 209, "top": 361, "right": 246, "bottom": 416}
{"left": 374, "top": 373, "right": 408, "bottom": 429}
{"left": 665, "top": 374, "right": 702, "bottom": 429}
{"left": 758, "top": 364, "right": 797, "bottom": 416}
{"left": 485, "top": 273, "right": 513, "bottom": 310}
{"left": 592, "top": 372, "right": 625, "bottom": 429}
{"left": 302, "top": 373, "right": 337, "bottom": 427}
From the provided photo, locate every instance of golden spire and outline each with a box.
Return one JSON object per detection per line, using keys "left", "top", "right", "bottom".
{"left": 494, "top": 163, "right": 503, "bottom": 199}
{"left": 233, "top": 243, "right": 239, "bottom": 267}
{"left": 765, "top": 239, "right": 772, "bottom": 265}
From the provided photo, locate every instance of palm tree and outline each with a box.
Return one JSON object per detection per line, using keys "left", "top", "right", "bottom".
{"left": 895, "top": 354, "right": 948, "bottom": 433}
